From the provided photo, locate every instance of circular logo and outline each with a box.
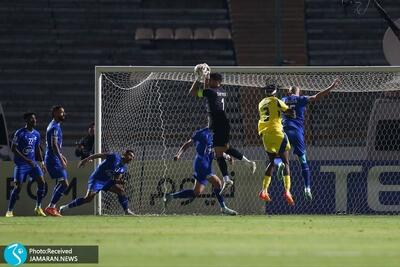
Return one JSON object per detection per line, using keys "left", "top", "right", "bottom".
{"left": 3, "top": 243, "right": 27, "bottom": 266}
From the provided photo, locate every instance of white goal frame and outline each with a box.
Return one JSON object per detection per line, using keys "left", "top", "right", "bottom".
{"left": 94, "top": 65, "right": 400, "bottom": 215}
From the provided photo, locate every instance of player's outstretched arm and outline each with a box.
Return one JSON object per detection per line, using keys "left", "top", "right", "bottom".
{"left": 308, "top": 78, "right": 340, "bottom": 102}
{"left": 78, "top": 153, "right": 107, "bottom": 168}
{"left": 174, "top": 139, "right": 193, "bottom": 161}
{"left": 188, "top": 80, "right": 202, "bottom": 96}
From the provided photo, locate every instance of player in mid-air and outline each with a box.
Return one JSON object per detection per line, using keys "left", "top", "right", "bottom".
{"left": 258, "top": 84, "right": 294, "bottom": 205}
{"left": 59, "top": 150, "right": 135, "bottom": 215}
{"left": 44, "top": 105, "right": 69, "bottom": 216}
{"left": 164, "top": 127, "right": 238, "bottom": 215}
{"left": 5, "top": 112, "right": 47, "bottom": 217}
{"left": 189, "top": 66, "right": 256, "bottom": 193}
{"left": 282, "top": 78, "right": 340, "bottom": 200}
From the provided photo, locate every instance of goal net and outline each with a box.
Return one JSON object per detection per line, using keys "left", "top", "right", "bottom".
{"left": 95, "top": 66, "right": 400, "bottom": 215}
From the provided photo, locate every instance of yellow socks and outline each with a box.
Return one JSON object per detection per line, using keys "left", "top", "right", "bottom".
{"left": 283, "top": 175, "right": 291, "bottom": 192}
{"left": 262, "top": 175, "right": 271, "bottom": 191}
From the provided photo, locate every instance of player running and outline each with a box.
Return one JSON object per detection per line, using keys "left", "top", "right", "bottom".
{"left": 189, "top": 65, "right": 256, "bottom": 194}
{"left": 282, "top": 78, "right": 340, "bottom": 200}
{"left": 164, "top": 127, "right": 238, "bottom": 215}
{"left": 258, "top": 84, "right": 294, "bottom": 206}
{"left": 44, "top": 105, "right": 69, "bottom": 216}
{"left": 59, "top": 150, "right": 135, "bottom": 215}
{"left": 5, "top": 112, "right": 47, "bottom": 217}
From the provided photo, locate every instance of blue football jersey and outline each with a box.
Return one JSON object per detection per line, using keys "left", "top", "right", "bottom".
{"left": 12, "top": 128, "right": 40, "bottom": 166}
{"left": 90, "top": 153, "right": 127, "bottom": 182}
{"left": 282, "top": 95, "right": 309, "bottom": 130}
{"left": 191, "top": 128, "right": 213, "bottom": 159}
{"left": 45, "top": 120, "right": 63, "bottom": 164}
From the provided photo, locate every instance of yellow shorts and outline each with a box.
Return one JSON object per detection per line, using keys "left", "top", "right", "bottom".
{"left": 261, "top": 131, "right": 291, "bottom": 154}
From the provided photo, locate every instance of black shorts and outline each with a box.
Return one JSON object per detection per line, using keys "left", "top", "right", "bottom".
{"left": 210, "top": 115, "right": 230, "bottom": 147}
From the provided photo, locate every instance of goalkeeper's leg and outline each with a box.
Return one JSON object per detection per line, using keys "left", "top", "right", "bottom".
{"left": 225, "top": 146, "right": 257, "bottom": 174}
{"left": 215, "top": 146, "right": 233, "bottom": 194}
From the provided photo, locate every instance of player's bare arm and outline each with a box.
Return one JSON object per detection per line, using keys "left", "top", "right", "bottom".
{"left": 78, "top": 153, "right": 107, "bottom": 168}
{"left": 114, "top": 173, "right": 125, "bottom": 185}
{"left": 52, "top": 135, "right": 67, "bottom": 168}
{"left": 174, "top": 139, "right": 193, "bottom": 161}
{"left": 308, "top": 78, "right": 340, "bottom": 102}
{"left": 35, "top": 142, "right": 46, "bottom": 173}
{"left": 189, "top": 80, "right": 202, "bottom": 96}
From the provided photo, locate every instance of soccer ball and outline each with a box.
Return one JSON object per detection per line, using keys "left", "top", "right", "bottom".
{"left": 194, "top": 63, "right": 210, "bottom": 81}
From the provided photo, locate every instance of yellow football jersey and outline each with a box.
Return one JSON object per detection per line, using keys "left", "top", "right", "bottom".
{"left": 258, "top": 96, "right": 288, "bottom": 135}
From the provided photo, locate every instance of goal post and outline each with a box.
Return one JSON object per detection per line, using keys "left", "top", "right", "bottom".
{"left": 95, "top": 66, "right": 400, "bottom": 216}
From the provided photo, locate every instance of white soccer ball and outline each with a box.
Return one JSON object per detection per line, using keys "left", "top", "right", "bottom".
{"left": 194, "top": 63, "right": 210, "bottom": 81}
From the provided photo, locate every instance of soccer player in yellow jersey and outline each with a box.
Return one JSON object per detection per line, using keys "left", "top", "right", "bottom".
{"left": 258, "top": 84, "right": 295, "bottom": 206}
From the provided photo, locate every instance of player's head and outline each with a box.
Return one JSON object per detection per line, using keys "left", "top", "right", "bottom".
{"left": 209, "top": 73, "right": 222, "bottom": 88}
{"left": 23, "top": 112, "right": 37, "bottom": 128}
{"left": 287, "top": 86, "right": 300, "bottom": 96}
{"left": 51, "top": 105, "right": 66, "bottom": 122}
{"left": 88, "top": 122, "right": 95, "bottom": 136}
{"left": 263, "top": 84, "right": 277, "bottom": 96}
{"left": 122, "top": 149, "right": 135, "bottom": 164}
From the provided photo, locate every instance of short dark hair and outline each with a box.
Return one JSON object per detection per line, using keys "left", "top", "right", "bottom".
{"left": 23, "top": 112, "right": 36, "bottom": 121}
{"left": 89, "top": 122, "right": 95, "bottom": 128}
{"left": 51, "top": 105, "right": 63, "bottom": 117}
{"left": 263, "top": 83, "right": 277, "bottom": 96}
{"left": 209, "top": 73, "right": 223, "bottom": 82}
{"left": 125, "top": 149, "right": 134, "bottom": 156}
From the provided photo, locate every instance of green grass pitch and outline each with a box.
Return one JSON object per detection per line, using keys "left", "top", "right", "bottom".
{"left": 0, "top": 215, "right": 399, "bottom": 267}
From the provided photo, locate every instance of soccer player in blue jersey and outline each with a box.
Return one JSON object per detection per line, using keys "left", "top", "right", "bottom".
{"left": 164, "top": 127, "right": 238, "bottom": 215}
{"left": 59, "top": 150, "right": 135, "bottom": 215}
{"left": 44, "top": 105, "right": 68, "bottom": 216}
{"left": 282, "top": 78, "right": 340, "bottom": 200}
{"left": 5, "top": 112, "right": 47, "bottom": 217}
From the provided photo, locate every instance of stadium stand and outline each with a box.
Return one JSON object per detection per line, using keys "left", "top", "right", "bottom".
{"left": 0, "top": 0, "right": 234, "bottom": 146}
{"left": 305, "top": 0, "right": 400, "bottom": 65}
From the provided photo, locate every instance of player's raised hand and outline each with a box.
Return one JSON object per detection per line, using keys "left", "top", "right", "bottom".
{"left": 331, "top": 78, "right": 340, "bottom": 88}
{"left": 173, "top": 154, "right": 180, "bottom": 161}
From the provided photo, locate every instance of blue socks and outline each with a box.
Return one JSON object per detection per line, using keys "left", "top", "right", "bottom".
{"left": 118, "top": 195, "right": 129, "bottom": 211}
{"left": 8, "top": 187, "right": 20, "bottom": 211}
{"left": 213, "top": 188, "right": 226, "bottom": 208}
{"left": 299, "top": 154, "right": 311, "bottom": 189}
{"left": 170, "top": 187, "right": 226, "bottom": 209}
{"left": 301, "top": 162, "right": 311, "bottom": 189}
{"left": 50, "top": 183, "right": 67, "bottom": 205}
{"left": 172, "top": 189, "right": 195, "bottom": 199}
{"left": 36, "top": 183, "right": 45, "bottom": 207}
{"left": 67, "top": 197, "right": 85, "bottom": 209}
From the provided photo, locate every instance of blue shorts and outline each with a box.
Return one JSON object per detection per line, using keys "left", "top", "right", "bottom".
{"left": 14, "top": 164, "right": 43, "bottom": 183}
{"left": 193, "top": 157, "right": 214, "bottom": 186}
{"left": 46, "top": 163, "right": 68, "bottom": 180}
{"left": 285, "top": 127, "right": 306, "bottom": 157}
{"left": 88, "top": 179, "right": 115, "bottom": 193}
